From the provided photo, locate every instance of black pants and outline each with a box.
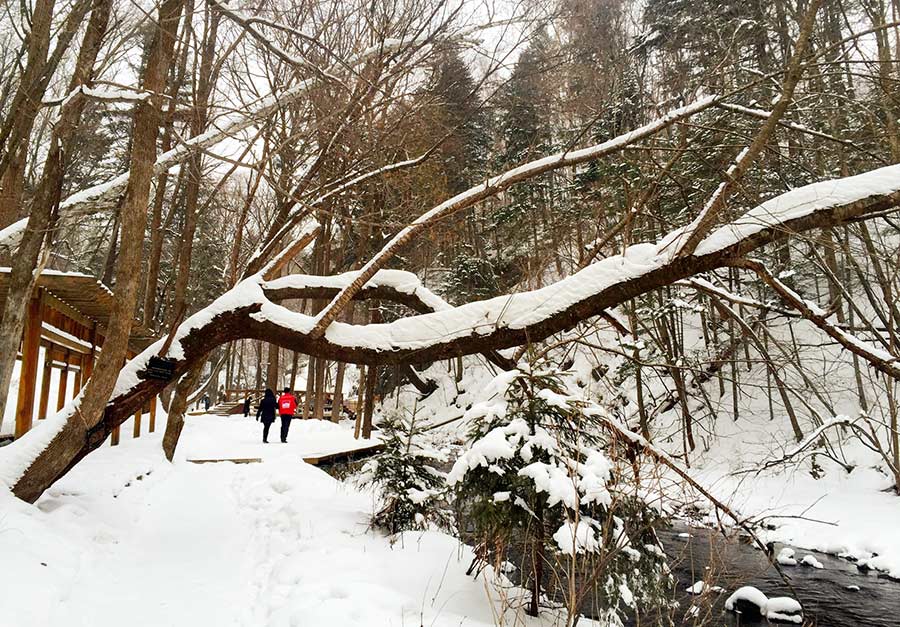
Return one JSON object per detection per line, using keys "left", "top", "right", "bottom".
{"left": 280, "top": 414, "right": 292, "bottom": 442}
{"left": 262, "top": 420, "right": 273, "bottom": 442}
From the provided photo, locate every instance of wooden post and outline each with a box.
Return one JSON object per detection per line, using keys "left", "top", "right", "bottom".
{"left": 111, "top": 425, "right": 120, "bottom": 446}
{"left": 362, "top": 365, "right": 376, "bottom": 439}
{"left": 83, "top": 323, "right": 97, "bottom": 381}
{"left": 73, "top": 354, "right": 84, "bottom": 392}
{"left": 149, "top": 397, "right": 157, "bottom": 432}
{"left": 37, "top": 356, "right": 52, "bottom": 420}
{"left": 133, "top": 407, "right": 141, "bottom": 438}
{"left": 14, "top": 295, "right": 42, "bottom": 438}
{"left": 56, "top": 351, "right": 70, "bottom": 412}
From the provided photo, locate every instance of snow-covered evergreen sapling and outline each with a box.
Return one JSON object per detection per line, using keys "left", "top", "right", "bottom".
{"left": 447, "top": 361, "right": 671, "bottom": 622}
{"left": 365, "top": 406, "right": 449, "bottom": 535}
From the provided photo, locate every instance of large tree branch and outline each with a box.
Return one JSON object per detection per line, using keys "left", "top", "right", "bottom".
{"left": 5, "top": 161, "right": 900, "bottom": 502}
{"left": 307, "top": 96, "right": 721, "bottom": 337}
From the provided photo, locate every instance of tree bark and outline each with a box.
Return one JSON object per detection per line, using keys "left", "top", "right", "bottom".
{"left": 163, "top": 365, "right": 203, "bottom": 460}
{"left": 0, "top": 0, "right": 113, "bottom": 434}
{"left": 10, "top": 0, "right": 185, "bottom": 504}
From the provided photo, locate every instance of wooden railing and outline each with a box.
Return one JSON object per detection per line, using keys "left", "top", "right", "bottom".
{"left": 222, "top": 389, "right": 358, "bottom": 416}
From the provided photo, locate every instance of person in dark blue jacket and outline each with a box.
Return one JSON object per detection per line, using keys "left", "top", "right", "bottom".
{"left": 255, "top": 389, "right": 278, "bottom": 443}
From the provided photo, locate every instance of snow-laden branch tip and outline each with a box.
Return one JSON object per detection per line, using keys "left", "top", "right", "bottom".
{"left": 732, "top": 258, "right": 900, "bottom": 380}
{"left": 741, "top": 415, "right": 858, "bottom": 474}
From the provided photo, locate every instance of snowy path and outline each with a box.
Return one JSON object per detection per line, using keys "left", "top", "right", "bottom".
{"left": 0, "top": 415, "right": 539, "bottom": 627}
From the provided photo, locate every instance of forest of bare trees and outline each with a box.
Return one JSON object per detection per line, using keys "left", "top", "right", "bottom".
{"left": 0, "top": 0, "right": 898, "bottom": 497}
{"left": 2, "top": 0, "right": 900, "bottom": 621}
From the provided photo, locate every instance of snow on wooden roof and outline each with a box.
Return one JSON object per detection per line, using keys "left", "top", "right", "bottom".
{"left": 0, "top": 268, "right": 154, "bottom": 350}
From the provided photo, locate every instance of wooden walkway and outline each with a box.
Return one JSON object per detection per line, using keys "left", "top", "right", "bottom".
{"left": 187, "top": 457, "right": 262, "bottom": 464}
{"left": 182, "top": 444, "right": 383, "bottom": 467}
{"left": 302, "top": 442, "right": 384, "bottom": 467}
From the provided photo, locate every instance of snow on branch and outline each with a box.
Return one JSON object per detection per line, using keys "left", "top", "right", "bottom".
{"left": 0, "top": 37, "right": 417, "bottom": 250}
{"left": 308, "top": 96, "right": 721, "bottom": 337}
{"left": 140, "top": 162, "right": 900, "bottom": 375}
{"left": 731, "top": 258, "right": 900, "bottom": 380}
{"left": 716, "top": 102, "right": 875, "bottom": 155}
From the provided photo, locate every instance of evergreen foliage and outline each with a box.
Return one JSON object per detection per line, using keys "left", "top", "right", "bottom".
{"left": 448, "top": 360, "right": 671, "bottom": 619}
{"left": 366, "top": 408, "right": 449, "bottom": 535}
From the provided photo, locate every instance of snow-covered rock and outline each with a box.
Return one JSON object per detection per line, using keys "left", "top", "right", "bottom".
{"left": 800, "top": 554, "right": 824, "bottom": 569}
{"left": 777, "top": 547, "right": 797, "bottom": 566}
{"left": 766, "top": 596, "right": 803, "bottom": 624}
{"left": 724, "top": 586, "right": 768, "bottom": 618}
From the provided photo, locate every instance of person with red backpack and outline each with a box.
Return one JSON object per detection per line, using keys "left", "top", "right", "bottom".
{"left": 277, "top": 387, "right": 297, "bottom": 443}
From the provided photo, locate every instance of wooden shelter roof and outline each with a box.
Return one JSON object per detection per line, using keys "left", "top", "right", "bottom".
{"left": 0, "top": 268, "right": 155, "bottom": 351}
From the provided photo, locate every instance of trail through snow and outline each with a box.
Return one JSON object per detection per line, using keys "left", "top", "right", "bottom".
{"left": 0, "top": 414, "right": 557, "bottom": 627}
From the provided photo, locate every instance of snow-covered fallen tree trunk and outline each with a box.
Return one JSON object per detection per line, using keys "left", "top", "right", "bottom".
{"left": 3, "top": 162, "right": 900, "bottom": 503}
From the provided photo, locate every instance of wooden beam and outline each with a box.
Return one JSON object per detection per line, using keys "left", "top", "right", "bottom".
{"left": 303, "top": 443, "right": 383, "bottom": 466}
{"left": 56, "top": 351, "right": 69, "bottom": 412}
{"left": 110, "top": 425, "right": 119, "bottom": 446}
{"left": 148, "top": 397, "right": 156, "bottom": 432}
{"left": 37, "top": 359, "right": 51, "bottom": 420}
{"left": 40, "top": 291, "right": 96, "bottom": 331}
{"left": 41, "top": 323, "right": 92, "bottom": 354}
{"left": 15, "top": 294, "right": 43, "bottom": 438}
{"left": 187, "top": 458, "right": 261, "bottom": 464}
{"left": 133, "top": 407, "right": 141, "bottom": 438}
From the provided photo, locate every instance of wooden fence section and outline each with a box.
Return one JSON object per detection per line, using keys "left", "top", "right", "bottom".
{"left": 222, "top": 388, "right": 359, "bottom": 417}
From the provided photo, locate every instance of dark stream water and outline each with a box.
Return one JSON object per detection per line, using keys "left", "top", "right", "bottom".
{"left": 324, "top": 460, "right": 900, "bottom": 626}
{"left": 651, "top": 524, "right": 900, "bottom": 626}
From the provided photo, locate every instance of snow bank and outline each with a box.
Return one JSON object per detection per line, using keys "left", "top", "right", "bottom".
{"left": 1, "top": 414, "right": 579, "bottom": 627}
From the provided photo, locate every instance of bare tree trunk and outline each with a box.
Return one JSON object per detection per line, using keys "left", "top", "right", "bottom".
{"left": 266, "top": 344, "right": 280, "bottom": 390}
{"left": 163, "top": 365, "right": 202, "bottom": 460}
{"left": 254, "top": 341, "right": 263, "bottom": 391}
{"left": 169, "top": 7, "right": 219, "bottom": 323}
{"left": 0, "top": 0, "right": 56, "bottom": 227}
{"left": 0, "top": 0, "right": 112, "bottom": 434}
{"left": 331, "top": 362, "right": 346, "bottom": 422}
{"left": 362, "top": 362, "right": 376, "bottom": 439}
{"left": 10, "top": 0, "right": 185, "bottom": 504}
{"left": 142, "top": 11, "right": 192, "bottom": 328}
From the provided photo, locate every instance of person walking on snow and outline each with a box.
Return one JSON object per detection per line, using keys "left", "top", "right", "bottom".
{"left": 243, "top": 395, "right": 252, "bottom": 417}
{"left": 277, "top": 387, "right": 297, "bottom": 443}
{"left": 256, "top": 389, "right": 277, "bottom": 443}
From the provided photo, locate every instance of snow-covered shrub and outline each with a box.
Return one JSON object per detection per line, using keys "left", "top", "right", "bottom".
{"left": 364, "top": 407, "right": 449, "bottom": 535}
{"left": 448, "top": 360, "right": 671, "bottom": 621}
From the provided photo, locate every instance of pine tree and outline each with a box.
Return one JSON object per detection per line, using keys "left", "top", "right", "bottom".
{"left": 448, "top": 360, "right": 671, "bottom": 621}
{"left": 366, "top": 407, "right": 449, "bottom": 535}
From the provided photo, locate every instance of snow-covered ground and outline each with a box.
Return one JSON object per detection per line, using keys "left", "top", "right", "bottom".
{"left": 647, "top": 397, "right": 900, "bottom": 580}
{"left": 0, "top": 414, "right": 578, "bottom": 627}
{"left": 407, "top": 354, "right": 900, "bottom": 582}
